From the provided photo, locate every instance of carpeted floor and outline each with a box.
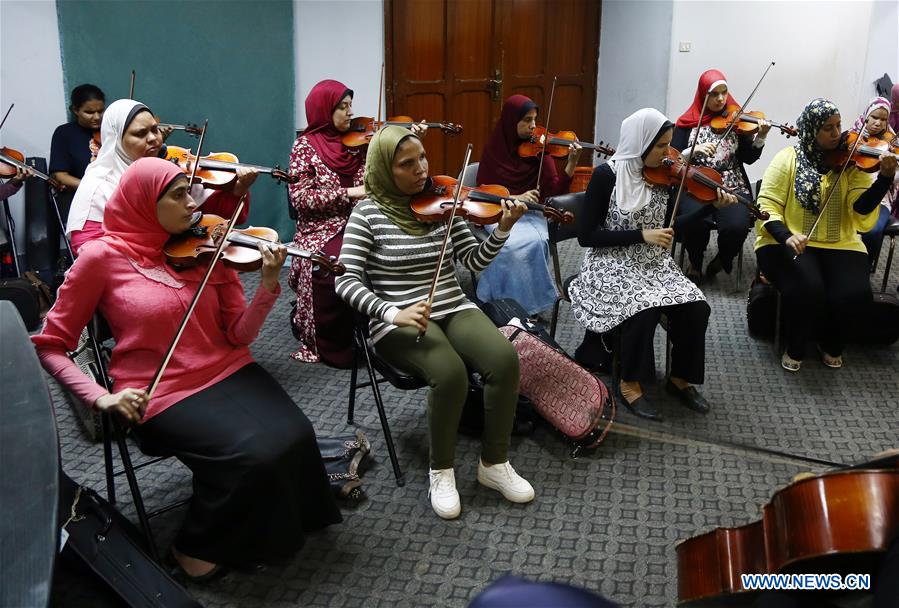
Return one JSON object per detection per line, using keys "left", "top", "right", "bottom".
{"left": 48, "top": 229, "right": 899, "bottom": 607}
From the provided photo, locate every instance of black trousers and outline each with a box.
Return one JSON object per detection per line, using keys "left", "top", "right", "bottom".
{"left": 615, "top": 300, "right": 710, "bottom": 384}
{"left": 756, "top": 245, "right": 871, "bottom": 360}
{"left": 679, "top": 193, "right": 753, "bottom": 272}
{"left": 136, "top": 363, "right": 342, "bottom": 566}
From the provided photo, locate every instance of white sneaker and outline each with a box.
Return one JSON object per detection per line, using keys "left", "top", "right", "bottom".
{"left": 428, "top": 468, "right": 461, "bottom": 519}
{"left": 477, "top": 460, "right": 535, "bottom": 503}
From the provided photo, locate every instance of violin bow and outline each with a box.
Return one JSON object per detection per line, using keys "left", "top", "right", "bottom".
{"left": 187, "top": 119, "right": 209, "bottom": 197}
{"left": 534, "top": 76, "right": 558, "bottom": 194}
{"left": 416, "top": 143, "right": 473, "bottom": 343}
{"left": 793, "top": 113, "right": 872, "bottom": 260}
{"left": 667, "top": 92, "right": 711, "bottom": 231}
{"left": 716, "top": 61, "right": 775, "bottom": 143}
{"left": 129, "top": 70, "right": 135, "bottom": 99}
{"left": 377, "top": 62, "right": 384, "bottom": 129}
{"left": 146, "top": 198, "right": 245, "bottom": 399}
{"left": 0, "top": 103, "right": 13, "bottom": 131}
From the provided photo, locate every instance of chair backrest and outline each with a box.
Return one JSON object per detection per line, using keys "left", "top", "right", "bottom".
{"left": 545, "top": 191, "right": 586, "bottom": 298}
{"left": 462, "top": 162, "right": 480, "bottom": 187}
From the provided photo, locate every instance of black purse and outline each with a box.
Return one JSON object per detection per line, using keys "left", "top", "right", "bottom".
{"left": 317, "top": 431, "right": 371, "bottom": 501}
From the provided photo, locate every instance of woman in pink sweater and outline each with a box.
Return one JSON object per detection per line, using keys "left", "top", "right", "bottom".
{"left": 33, "top": 157, "right": 340, "bottom": 580}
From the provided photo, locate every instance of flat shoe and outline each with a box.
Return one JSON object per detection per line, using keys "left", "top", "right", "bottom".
{"left": 664, "top": 380, "right": 710, "bottom": 413}
{"left": 781, "top": 353, "right": 801, "bottom": 372}
{"left": 615, "top": 384, "right": 663, "bottom": 421}
{"left": 167, "top": 550, "right": 229, "bottom": 584}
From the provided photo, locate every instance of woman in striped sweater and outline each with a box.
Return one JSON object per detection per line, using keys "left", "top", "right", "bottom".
{"left": 336, "top": 126, "right": 534, "bottom": 520}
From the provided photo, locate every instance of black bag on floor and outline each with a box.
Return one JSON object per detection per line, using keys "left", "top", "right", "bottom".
{"left": 480, "top": 298, "right": 561, "bottom": 349}
{"left": 318, "top": 431, "right": 371, "bottom": 501}
{"left": 58, "top": 473, "right": 201, "bottom": 608}
{"left": 850, "top": 292, "right": 899, "bottom": 345}
{"left": 0, "top": 271, "right": 52, "bottom": 331}
{"left": 746, "top": 278, "right": 778, "bottom": 340}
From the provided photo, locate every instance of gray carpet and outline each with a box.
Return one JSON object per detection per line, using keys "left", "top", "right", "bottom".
{"left": 48, "top": 229, "right": 899, "bottom": 607}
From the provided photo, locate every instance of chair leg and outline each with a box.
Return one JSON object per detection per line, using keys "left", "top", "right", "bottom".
{"left": 101, "top": 409, "right": 116, "bottom": 504}
{"left": 549, "top": 297, "right": 561, "bottom": 340}
{"left": 347, "top": 336, "right": 359, "bottom": 425}
{"left": 109, "top": 415, "right": 161, "bottom": 563}
{"left": 359, "top": 339, "right": 405, "bottom": 487}
{"left": 881, "top": 235, "right": 895, "bottom": 294}
{"left": 734, "top": 247, "right": 744, "bottom": 294}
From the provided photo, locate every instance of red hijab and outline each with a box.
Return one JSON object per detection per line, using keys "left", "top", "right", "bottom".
{"left": 99, "top": 157, "right": 235, "bottom": 284}
{"left": 676, "top": 69, "right": 738, "bottom": 129}
{"left": 304, "top": 79, "right": 363, "bottom": 181}
{"left": 477, "top": 94, "right": 541, "bottom": 194}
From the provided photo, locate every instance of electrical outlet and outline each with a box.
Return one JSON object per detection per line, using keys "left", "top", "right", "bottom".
{"left": 679, "top": 41, "right": 691, "bottom": 52}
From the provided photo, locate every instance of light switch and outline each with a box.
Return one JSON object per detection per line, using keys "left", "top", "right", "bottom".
{"left": 679, "top": 41, "right": 691, "bottom": 52}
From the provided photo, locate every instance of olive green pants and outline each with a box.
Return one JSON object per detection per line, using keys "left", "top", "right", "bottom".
{"left": 375, "top": 308, "right": 519, "bottom": 469}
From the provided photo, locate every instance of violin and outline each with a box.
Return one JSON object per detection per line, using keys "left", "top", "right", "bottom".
{"left": 643, "top": 147, "right": 770, "bottom": 221}
{"left": 824, "top": 131, "right": 899, "bottom": 173}
{"left": 676, "top": 452, "right": 899, "bottom": 605}
{"left": 164, "top": 214, "right": 345, "bottom": 275}
{"left": 164, "top": 145, "right": 297, "bottom": 187}
{"left": 411, "top": 175, "right": 574, "bottom": 225}
{"left": 341, "top": 116, "right": 463, "bottom": 148}
{"left": 709, "top": 104, "right": 797, "bottom": 138}
{"left": 518, "top": 126, "right": 615, "bottom": 158}
{"left": 0, "top": 147, "right": 66, "bottom": 191}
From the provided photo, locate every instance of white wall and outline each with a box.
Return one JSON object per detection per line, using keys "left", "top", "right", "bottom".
{"left": 0, "top": 0, "right": 67, "bottom": 263}
{"left": 293, "top": 0, "right": 385, "bottom": 130}
{"left": 665, "top": 0, "right": 896, "bottom": 183}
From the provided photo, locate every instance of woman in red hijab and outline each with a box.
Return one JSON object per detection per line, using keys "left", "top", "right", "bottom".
{"left": 672, "top": 69, "right": 770, "bottom": 284}
{"left": 475, "top": 95, "right": 582, "bottom": 316}
{"left": 287, "top": 79, "right": 425, "bottom": 367}
{"left": 34, "top": 157, "right": 341, "bottom": 581}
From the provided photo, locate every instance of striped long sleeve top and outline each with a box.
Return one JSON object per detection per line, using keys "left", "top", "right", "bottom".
{"left": 336, "top": 200, "right": 510, "bottom": 342}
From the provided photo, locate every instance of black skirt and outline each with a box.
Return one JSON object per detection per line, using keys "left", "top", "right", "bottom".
{"left": 136, "top": 363, "right": 342, "bottom": 566}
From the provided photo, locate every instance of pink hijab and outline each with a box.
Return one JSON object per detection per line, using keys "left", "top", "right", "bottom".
{"left": 99, "top": 157, "right": 236, "bottom": 284}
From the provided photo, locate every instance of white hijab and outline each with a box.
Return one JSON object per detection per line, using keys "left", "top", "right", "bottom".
{"left": 608, "top": 108, "right": 670, "bottom": 213}
{"left": 66, "top": 99, "right": 150, "bottom": 235}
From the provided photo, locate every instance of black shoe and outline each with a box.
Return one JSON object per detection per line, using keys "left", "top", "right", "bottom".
{"left": 665, "top": 380, "right": 710, "bottom": 413}
{"left": 167, "top": 550, "right": 229, "bottom": 584}
{"left": 615, "top": 384, "right": 663, "bottom": 421}
{"left": 685, "top": 264, "right": 703, "bottom": 286}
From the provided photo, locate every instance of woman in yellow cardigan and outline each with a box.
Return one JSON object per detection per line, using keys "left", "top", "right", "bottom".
{"left": 755, "top": 98, "right": 896, "bottom": 372}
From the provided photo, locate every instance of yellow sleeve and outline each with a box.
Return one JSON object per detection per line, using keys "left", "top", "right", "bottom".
{"left": 757, "top": 147, "right": 793, "bottom": 229}
{"left": 845, "top": 166, "right": 877, "bottom": 233}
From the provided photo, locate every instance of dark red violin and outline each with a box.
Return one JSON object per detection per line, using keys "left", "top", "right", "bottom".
{"left": 411, "top": 175, "right": 574, "bottom": 225}
{"left": 642, "top": 147, "right": 769, "bottom": 221}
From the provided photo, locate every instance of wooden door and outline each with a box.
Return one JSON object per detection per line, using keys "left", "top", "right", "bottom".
{"left": 386, "top": 0, "right": 600, "bottom": 175}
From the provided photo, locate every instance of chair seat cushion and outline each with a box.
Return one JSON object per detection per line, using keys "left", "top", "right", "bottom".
{"left": 884, "top": 216, "right": 899, "bottom": 237}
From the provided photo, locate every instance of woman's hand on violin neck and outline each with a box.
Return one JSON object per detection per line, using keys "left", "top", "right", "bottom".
{"left": 258, "top": 242, "right": 288, "bottom": 292}
{"left": 712, "top": 188, "right": 738, "bottom": 209}
{"left": 10, "top": 166, "right": 34, "bottom": 185}
{"left": 231, "top": 167, "right": 259, "bottom": 198}
{"left": 879, "top": 153, "right": 897, "bottom": 179}
{"left": 786, "top": 233, "right": 808, "bottom": 256}
{"left": 95, "top": 388, "right": 148, "bottom": 424}
{"left": 409, "top": 121, "right": 429, "bottom": 138}
{"left": 158, "top": 124, "right": 174, "bottom": 142}
{"left": 757, "top": 119, "right": 772, "bottom": 138}
{"left": 564, "top": 141, "right": 584, "bottom": 176}
{"left": 497, "top": 198, "right": 528, "bottom": 231}
{"left": 642, "top": 228, "right": 674, "bottom": 248}
{"left": 516, "top": 189, "right": 540, "bottom": 205}
{"left": 346, "top": 185, "right": 367, "bottom": 200}
{"left": 694, "top": 142, "right": 717, "bottom": 158}
{"left": 395, "top": 301, "right": 431, "bottom": 332}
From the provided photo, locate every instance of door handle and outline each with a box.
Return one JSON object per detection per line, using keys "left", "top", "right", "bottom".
{"left": 489, "top": 69, "right": 503, "bottom": 101}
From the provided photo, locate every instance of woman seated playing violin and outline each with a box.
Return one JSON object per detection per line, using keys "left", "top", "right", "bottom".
{"left": 34, "top": 157, "right": 341, "bottom": 580}
{"left": 66, "top": 99, "right": 253, "bottom": 255}
{"left": 852, "top": 96, "right": 899, "bottom": 269}
{"left": 474, "top": 95, "right": 582, "bottom": 318}
{"left": 287, "top": 79, "right": 425, "bottom": 368}
{"left": 335, "top": 126, "right": 534, "bottom": 520}
{"left": 568, "top": 108, "right": 738, "bottom": 421}
{"left": 673, "top": 69, "right": 770, "bottom": 284}
{"left": 755, "top": 98, "right": 896, "bottom": 372}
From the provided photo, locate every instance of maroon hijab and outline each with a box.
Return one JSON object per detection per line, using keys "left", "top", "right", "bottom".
{"left": 304, "top": 79, "right": 363, "bottom": 180}
{"left": 477, "top": 94, "right": 541, "bottom": 194}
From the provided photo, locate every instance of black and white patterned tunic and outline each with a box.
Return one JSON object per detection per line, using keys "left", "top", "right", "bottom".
{"left": 569, "top": 183, "right": 705, "bottom": 334}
